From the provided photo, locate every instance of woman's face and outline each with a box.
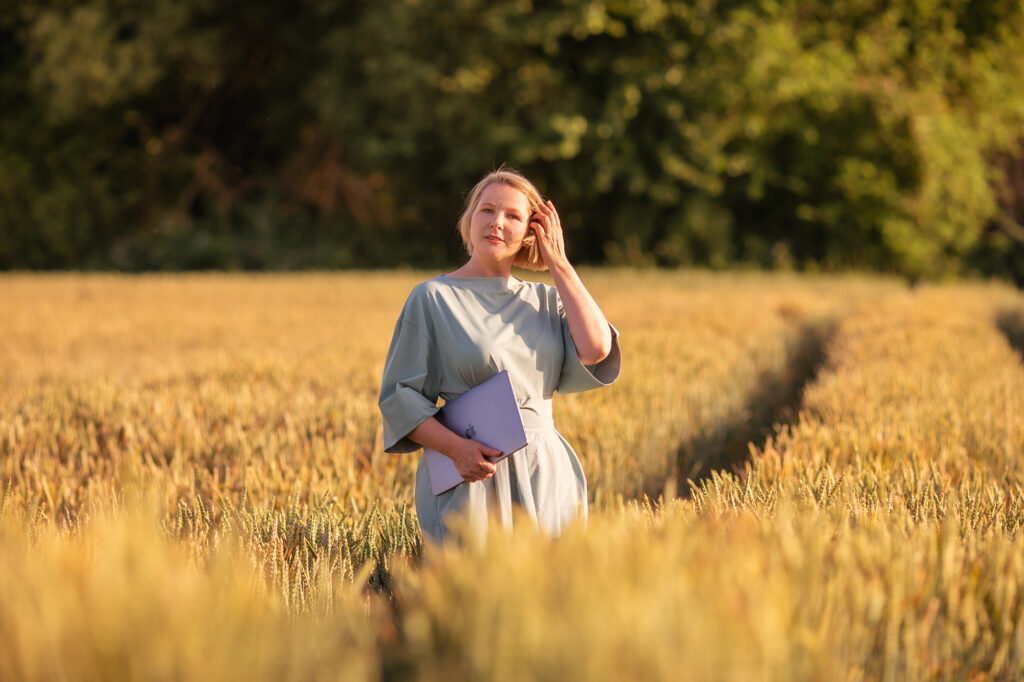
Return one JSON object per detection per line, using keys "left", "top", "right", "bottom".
{"left": 468, "top": 183, "right": 532, "bottom": 263}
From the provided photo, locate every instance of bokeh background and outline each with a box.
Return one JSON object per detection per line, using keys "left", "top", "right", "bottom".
{"left": 2, "top": 0, "right": 1024, "bottom": 281}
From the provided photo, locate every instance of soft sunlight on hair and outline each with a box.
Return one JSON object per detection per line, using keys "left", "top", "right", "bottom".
{"left": 457, "top": 166, "right": 548, "bottom": 271}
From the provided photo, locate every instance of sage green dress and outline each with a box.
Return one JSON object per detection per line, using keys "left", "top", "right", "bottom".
{"left": 378, "top": 274, "right": 621, "bottom": 543}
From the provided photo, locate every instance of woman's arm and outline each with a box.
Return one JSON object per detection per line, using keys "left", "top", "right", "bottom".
{"left": 530, "top": 200, "right": 613, "bottom": 365}
{"left": 408, "top": 417, "right": 502, "bottom": 482}
{"left": 548, "top": 261, "right": 613, "bottom": 365}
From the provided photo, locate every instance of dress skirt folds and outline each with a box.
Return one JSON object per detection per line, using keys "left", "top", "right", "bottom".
{"left": 378, "top": 275, "right": 621, "bottom": 543}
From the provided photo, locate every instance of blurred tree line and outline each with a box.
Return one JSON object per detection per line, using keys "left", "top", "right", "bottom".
{"left": 2, "top": 0, "right": 1024, "bottom": 280}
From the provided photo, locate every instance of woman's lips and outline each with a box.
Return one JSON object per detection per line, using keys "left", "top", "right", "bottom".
{"left": 485, "top": 236, "right": 503, "bottom": 244}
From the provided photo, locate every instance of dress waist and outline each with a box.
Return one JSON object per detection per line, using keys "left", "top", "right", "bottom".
{"left": 518, "top": 396, "right": 555, "bottom": 432}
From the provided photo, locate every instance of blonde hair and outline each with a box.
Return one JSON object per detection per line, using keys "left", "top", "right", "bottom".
{"left": 456, "top": 168, "right": 548, "bottom": 272}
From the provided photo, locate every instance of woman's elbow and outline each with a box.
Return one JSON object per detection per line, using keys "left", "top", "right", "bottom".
{"left": 578, "top": 335, "right": 613, "bottom": 366}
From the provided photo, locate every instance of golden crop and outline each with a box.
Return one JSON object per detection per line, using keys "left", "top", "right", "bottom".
{"left": 2, "top": 270, "right": 1022, "bottom": 680}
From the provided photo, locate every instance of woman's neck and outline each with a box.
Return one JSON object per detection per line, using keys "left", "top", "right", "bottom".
{"left": 448, "top": 257, "right": 512, "bottom": 279}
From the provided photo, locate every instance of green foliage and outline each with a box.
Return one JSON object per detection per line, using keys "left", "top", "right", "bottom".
{"left": 2, "top": 0, "right": 1024, "bottom": 278}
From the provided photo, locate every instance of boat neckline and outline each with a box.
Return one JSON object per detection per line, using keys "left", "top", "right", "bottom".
{"left": 433, "top": 273, "right": 527, "bottom": 289}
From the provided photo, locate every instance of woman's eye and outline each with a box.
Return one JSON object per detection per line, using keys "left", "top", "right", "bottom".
{"left": 481, "top": 208, "right": 492, "bottom": 213}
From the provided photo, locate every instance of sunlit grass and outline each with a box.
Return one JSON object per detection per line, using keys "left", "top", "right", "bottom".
{"left": 3, "top": 270, "right": 1023, "bottom": 680}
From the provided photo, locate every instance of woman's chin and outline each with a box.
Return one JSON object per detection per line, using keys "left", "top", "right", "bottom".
{"left": 478, "top": 242, "right": 512, "bottom": 257}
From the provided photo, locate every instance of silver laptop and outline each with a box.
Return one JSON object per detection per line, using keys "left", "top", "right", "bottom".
{"left": 423, "top": 370, "right": 529, "bottom": 495}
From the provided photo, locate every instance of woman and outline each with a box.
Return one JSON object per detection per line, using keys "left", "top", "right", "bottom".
{"left": 378, "top": 168, "right": 621, "bottom": 543}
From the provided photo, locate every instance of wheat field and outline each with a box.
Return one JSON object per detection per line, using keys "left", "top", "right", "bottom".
{"left": 2, "top": 270, "right": 1023, "bottom": 680}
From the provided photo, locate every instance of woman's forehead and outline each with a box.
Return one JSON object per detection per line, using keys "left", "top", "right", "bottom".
{"left": 478, "top": 183, "right": 530, "bottom": 210}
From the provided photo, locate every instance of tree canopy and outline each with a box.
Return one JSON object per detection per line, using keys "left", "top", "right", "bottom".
{"left": 2, "top": 0, "right": 1023, "bottom": 280}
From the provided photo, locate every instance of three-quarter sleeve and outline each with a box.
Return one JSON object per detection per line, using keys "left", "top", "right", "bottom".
{"left": 556, "top": 300, "right": 622, "bottom": 395}
{"left": 378, "top": 291, "right": 442, "bottom": 453}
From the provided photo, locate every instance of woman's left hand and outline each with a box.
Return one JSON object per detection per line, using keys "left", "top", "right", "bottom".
{"left": 532, "top": 199, "right": 613, "bottom": 365}
{"left": 530, "top": 200, "right": 570, "bottom": 271}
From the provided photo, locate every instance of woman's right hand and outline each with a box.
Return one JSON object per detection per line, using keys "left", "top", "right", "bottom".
{"left": 407, "top": 417, "right": 503, "bottom": 482}
{"left": 446, "top": 438, "right": 502, "bottom": 482}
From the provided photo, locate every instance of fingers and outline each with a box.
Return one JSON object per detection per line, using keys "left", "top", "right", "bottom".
{"left": 533, "top": 201, "right": 559, "bottom": 224}
{"left": 541, "top": 200, "right": 560, "bottom": 227}
{"left": 530, "top": 216, "right": 552, "bottom": 241}
{"left": 530, "top": 209, "right": 547, "bottom": 229}
{"left": 464, "top": 459, "right": 496, "bottom": 483}
{"left": 532, "top": 201, "right": 563, "bottom": 243}
{"left": 466, "top": 438, "right": 502, "bottom": 458}
{"left": 457, "top": 442, "right": 501, "bottom": 483}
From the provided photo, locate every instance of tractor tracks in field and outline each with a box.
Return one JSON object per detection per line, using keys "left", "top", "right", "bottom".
{"left": 659, "top": 299, "right": 1024, "bottom": 501}
{"left": 997, "top": 308, "right": 1024, "bottom": 361}
{"left": 654, "top": 317, "right": 837, "bottom": 500}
